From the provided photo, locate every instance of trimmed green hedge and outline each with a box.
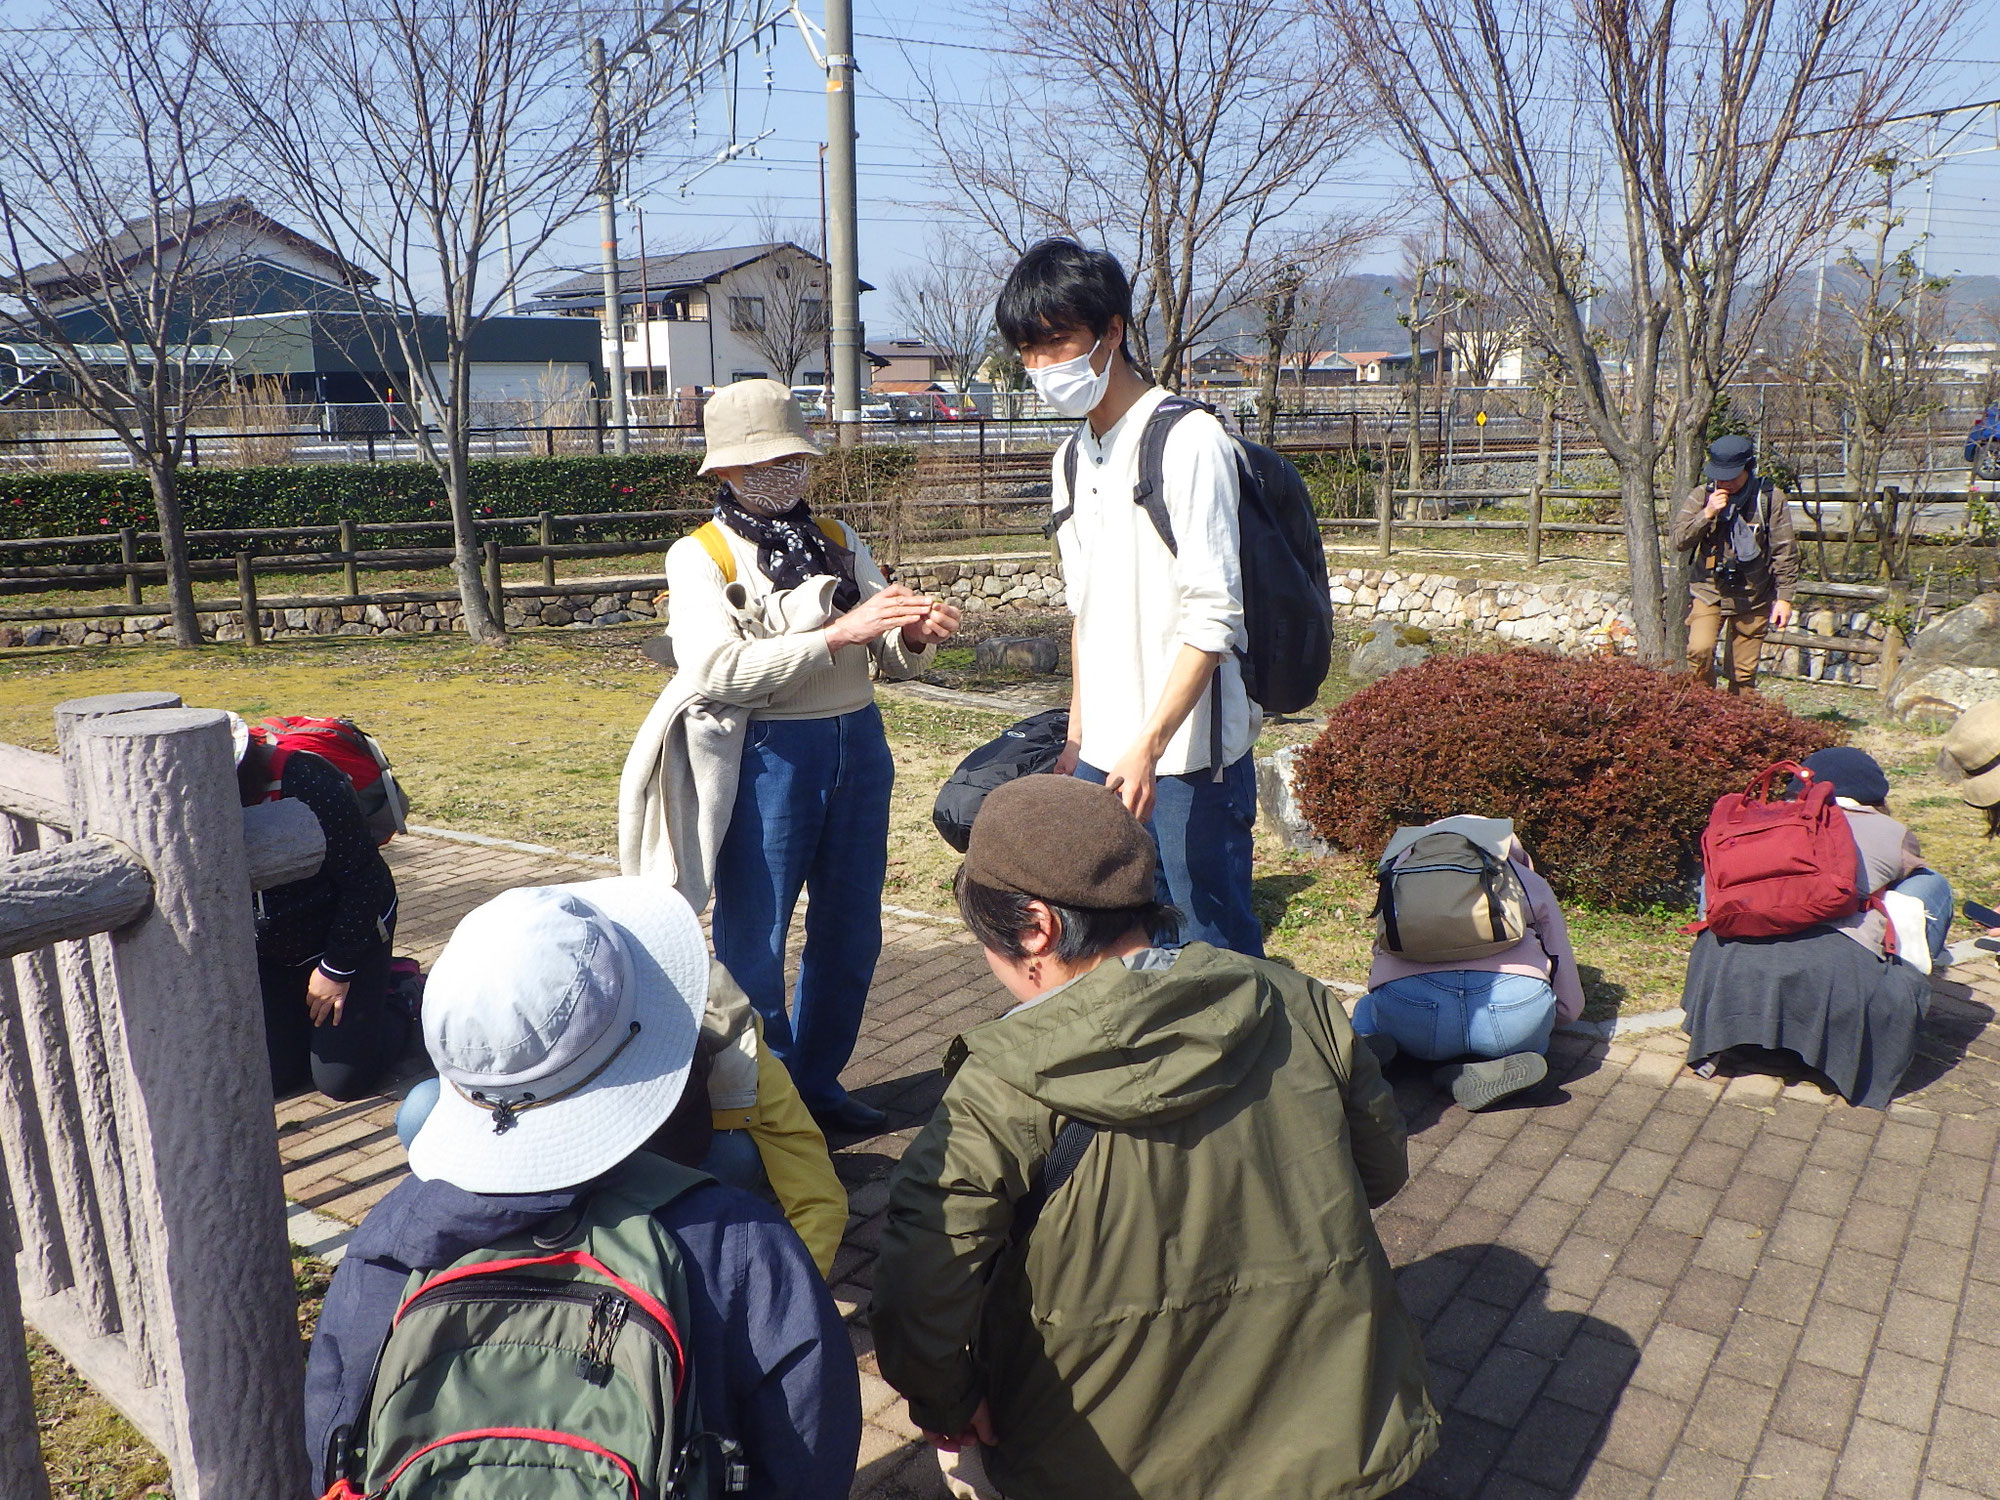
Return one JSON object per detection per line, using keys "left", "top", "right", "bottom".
{"left": 0, "top": 447, "right": 918, "bottom": 566}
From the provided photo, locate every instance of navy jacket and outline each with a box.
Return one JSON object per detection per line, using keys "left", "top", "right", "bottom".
{"left": 304, "top": 1166, "right": 860, "bottom": 1500}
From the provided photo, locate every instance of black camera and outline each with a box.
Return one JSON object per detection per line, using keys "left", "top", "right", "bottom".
{"left": 1714, "top": 560, "right": 1749, "bottom": 591}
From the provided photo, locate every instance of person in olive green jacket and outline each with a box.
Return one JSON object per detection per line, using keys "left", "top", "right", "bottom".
{"left": 869, "top": 775, "right": 1439, "bottom": 1500}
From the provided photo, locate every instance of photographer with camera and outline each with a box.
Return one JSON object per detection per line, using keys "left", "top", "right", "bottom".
{"left": 1670, "top": 434, "right": 1799, "bottom": 693}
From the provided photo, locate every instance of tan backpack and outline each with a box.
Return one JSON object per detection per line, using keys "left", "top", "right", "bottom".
{"left": 1373, "top": 825, "right": 1530, "bottom": 963}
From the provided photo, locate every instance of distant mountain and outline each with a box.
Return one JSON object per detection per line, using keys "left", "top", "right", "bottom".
{"left": 1192, "top": 274, "right": 1414, "bottom": 356}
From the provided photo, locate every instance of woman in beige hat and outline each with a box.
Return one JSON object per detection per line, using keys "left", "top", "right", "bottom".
{"left": 1940, "top": 702, "right": 2000, "bottom": 939}
{"left": 1940, "top": 701, "right": 2000, "bottom": 840}
{"left": 666, "top": 379, "right": 959, "bottom": 1135}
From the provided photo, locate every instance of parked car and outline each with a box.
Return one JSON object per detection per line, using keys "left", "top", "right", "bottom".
{"left": 791, "top": 385, "right": 830, "bottom": 420}
{"left": 1967, "top": 404, "right": 2000, "bottom": 482}
{"left": 860, "top": 399, "right": 896, "bottom": 422}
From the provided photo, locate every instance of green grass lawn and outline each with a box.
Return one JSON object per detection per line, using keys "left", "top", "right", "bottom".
{"left": 3, "top": 625, "right": 1991, "bottom": 1024}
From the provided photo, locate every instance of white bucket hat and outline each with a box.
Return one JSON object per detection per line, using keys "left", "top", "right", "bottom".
{"left": 408, "top": 879, "right": 709, "bottom": 1194}
{"left": 698, "top": 378, "right": 824, "bottom": 474}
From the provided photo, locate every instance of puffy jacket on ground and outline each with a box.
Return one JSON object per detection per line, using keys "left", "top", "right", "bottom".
{"left": 870, "top": 943, "right": 1439, "bottom": 1500}
{"left": 704, "top": 960, "right": 849, "bottom": 1276}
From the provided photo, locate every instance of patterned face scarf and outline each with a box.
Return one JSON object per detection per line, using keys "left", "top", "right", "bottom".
{"left": 717, "top": 458, "right": 861, "bottom": 610}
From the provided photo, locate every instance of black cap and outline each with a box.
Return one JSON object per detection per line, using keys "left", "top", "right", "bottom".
{"left": 1704, "top": 434, "right": 1755, "bottom": 482}
{"left": 1797, "top": 747, "right": 1890, "bottom": 808}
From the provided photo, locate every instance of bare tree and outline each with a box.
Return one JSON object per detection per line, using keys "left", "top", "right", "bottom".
{"left": 1449, "top": 211, "right": 1529, "bottom": 389}
{"left": 1810, "top": 161, "right": 1951, "bottom": 577}
{"left": 1393, "top": 235, "right": 1465, "bottom": 493}
{"left": 0, "top": 0, "right": 262, "bottom": 646}
{"left": 1331, "top": 0, "right": 1965, "bottom": 661}
{"left": 1287, "top": 273, "right": 1370, "bottom": 401}
{"left": 892, "top": 235, "right": 1000, "bottom": 399}
{"left": 906, "top": 0, "right": 1368, "bottom": 387}
{"left": 730, "top": 215, "right": 831, "bottom": 387}
{"left": 206, "top": 0, "right": 711, "bottom": 643}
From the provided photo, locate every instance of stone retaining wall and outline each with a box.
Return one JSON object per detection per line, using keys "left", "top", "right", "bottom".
{"left": 1328, "top": 566, "right": 1639, "bottom": 656}
{"left": 8, "top": 587, "right": 662, "bottom": 648}
{"left": 895, "top": 554, "right": 1065, "bottom": 612}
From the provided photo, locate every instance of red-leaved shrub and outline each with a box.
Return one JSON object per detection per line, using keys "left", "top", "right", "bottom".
{"left": 1291, "top": 650, "right": 1843, "bottom": 910}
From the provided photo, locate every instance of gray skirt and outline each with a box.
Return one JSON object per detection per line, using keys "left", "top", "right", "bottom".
{"left": 1681, "top": 927, "right": 1932, "bottom": 1110}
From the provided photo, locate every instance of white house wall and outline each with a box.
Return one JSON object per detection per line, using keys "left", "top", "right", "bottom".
{"left": 615, "top": 258, "right": 833, "bottom": 391}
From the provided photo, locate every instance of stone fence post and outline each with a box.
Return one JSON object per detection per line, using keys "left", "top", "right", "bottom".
{"left": 64, "top": 707, "right": 308, "bottom": 1498}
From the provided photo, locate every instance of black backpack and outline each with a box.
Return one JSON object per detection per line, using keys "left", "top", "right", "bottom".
{"left": 1052, "top": 398, "right": 1333, "bottom": 718}
{"left": 931, "top": 709, "right": 1070, "bottom": 851}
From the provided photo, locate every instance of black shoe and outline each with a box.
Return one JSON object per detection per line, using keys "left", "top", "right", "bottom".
{"left": 809, "top": 1094, "right": 888, "bottom": 1136}
{"left": 1433, "top": 1053, "right": 1548, "bottom": 1112}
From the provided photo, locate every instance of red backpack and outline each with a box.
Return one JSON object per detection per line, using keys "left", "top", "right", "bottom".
{"left": 253, "top": 716, "right": 410, "bottom": 846}
{"left": 1689, "top": 761, "right": 1880, "bottom": 944}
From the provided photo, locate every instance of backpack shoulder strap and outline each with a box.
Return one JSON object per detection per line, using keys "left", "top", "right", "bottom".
{"left": 1045, "top": 424, "right": 1087, "bottom": 540}
{"left": 693, "top": 520, "right": 737, "bottom": 585}
{"left": 1010, "top": 1118, "right": 1098, "bottom": 1241}
{"left": 817, "top": 517, "right": 849, "bottom": 549}
{"left": 1133, "top": 397, "right": 1216, "bottom": 558}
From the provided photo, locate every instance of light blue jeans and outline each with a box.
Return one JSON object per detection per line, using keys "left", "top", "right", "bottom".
{"left": 1894, "top": 869, "right": 1954, "bottom": 964}
{"left": 1354, "top": 970, "right": 1559, "bottom": 1062}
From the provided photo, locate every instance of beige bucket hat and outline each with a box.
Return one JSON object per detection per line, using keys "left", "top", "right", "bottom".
{"left": 698, "top": 378, "right": 824, "bottom": 474}
{"left": 1938, "top": 701, "right": 2000, "bottom": 809}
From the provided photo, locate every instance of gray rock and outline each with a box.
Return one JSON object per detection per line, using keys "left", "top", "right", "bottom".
{"left": 974, "top": 636, "right": 1060, "bottom": 674}
{"left": 1887, "top": 593, "right": 2000, "bottom": 721}
{"left": 1347, "top": 624, "right": 1432, "bottom": 682}
{"left": 1255, "top": 745, "right": 1333, "bottom": 855}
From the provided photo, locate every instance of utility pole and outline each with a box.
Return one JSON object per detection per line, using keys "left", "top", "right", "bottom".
{"left": 591, "top": 35, "right": 630, "bottom": 455}
{"left": 824, "top": 0, "right": 862, "bottom": 446}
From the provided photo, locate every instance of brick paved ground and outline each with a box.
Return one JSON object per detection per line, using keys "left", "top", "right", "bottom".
{"left": 277, "top": 833, "right": 2000, "bottom": 1499}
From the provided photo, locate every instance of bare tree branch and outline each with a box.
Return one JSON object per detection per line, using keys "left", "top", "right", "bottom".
{"left": 902, "top": 0, "right": 1370, "bottom": 387}
{"left": 0, "top": 0, "right": 261, "bottom": 645}
{"left": 203, "top": 0, "right": 704, "bottom": 643}
{"left": 1329, "top": 0, "right": 1967, "bottom": 660}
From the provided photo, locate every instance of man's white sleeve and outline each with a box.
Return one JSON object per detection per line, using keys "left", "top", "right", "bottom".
{"left": 1162, "top": 417, "right": 1244, "bottom": 655}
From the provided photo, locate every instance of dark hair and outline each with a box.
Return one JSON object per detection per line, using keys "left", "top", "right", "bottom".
{"left": 995, "top": 239, "right": 1135, "bottom": 354}
{"left": 955, "top": 876, "right": 1179, "bottom": 962}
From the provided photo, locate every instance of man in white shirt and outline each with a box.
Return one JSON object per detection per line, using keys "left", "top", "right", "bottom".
{"left": 996, "top": 239, "right": 1263, "bottom": 956}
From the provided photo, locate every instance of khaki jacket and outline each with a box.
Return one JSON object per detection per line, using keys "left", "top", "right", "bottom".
{"left": 1670, "top": 479, "right": 1800, "bottom": 614}
{"left": 870, "top": 944, "right": 1439, "bottom": 1500}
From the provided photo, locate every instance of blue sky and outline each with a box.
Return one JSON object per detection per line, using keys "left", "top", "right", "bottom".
{"left": 544, "top": 0, "right": 2000, "bottom": 336}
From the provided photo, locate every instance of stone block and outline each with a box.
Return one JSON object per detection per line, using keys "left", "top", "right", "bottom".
{"left": 1347, "top": 623, "right": 1432, "bottom": 681}
{"left": 974, "top": 636, "right": 1059, "bottom": 673}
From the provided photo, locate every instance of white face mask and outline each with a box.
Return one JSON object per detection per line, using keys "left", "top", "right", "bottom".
{"left": 1025, "top": 336, "right": 1110, "bottom": 418}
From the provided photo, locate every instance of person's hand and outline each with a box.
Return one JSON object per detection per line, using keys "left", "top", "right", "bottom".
{"left": 825, "top": 584, "right": 933, "bottom": 651}
{"left": 901, "top": 597, "right": 962, "bottom": 649}
{"left": 1054, "top": 737, "right": 1082, "bottom": 776}
{"left": 1703, "top": 486, "right": 1731, "bottom": 519}
{"left": 1104, "top": 741, "right": 1160, "bottom": 821}
{"left": 924, "top": 1399, "right": 998, "bottom": 1453}
{"left": 306, "top": 969, "right": 351, "bottom": 1027}
{"left": 1769, "top": 598, "right": 1794, "bottom": 630}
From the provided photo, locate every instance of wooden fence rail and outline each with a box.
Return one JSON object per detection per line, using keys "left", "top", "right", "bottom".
{"left": 4, "top": 479, "right": 1973, "bottom": 635}
{"left": 1, "top": 694, "right": 328, "bottom": 1497}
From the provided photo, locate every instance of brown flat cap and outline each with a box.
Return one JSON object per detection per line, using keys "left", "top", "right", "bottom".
{"left": 962, "top": 774, "right": 1157, "bottom": 909}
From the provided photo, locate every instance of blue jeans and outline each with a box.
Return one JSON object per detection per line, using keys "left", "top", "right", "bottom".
{"left": 711, "top": 705, "right": 894, "bottom": 1110}
{"left": 395, "top": 1074, "right": 439, "bottom": 1148}
{"left": 1076, "top": 755, "right": 1263, "bottom": 957}
{"left": 1354, "top": 971, "right": 1558, "bottom": 1062}
{"left": 1893, "top": 869, "right": 1954, "bottom": 964}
